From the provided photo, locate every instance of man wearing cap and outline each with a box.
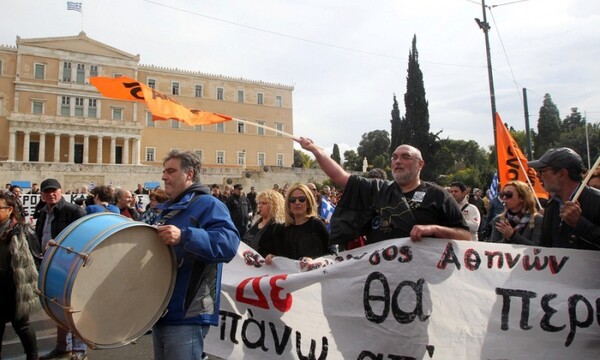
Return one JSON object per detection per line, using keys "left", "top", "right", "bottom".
{"left": 225, "top": 184, "right": 251, "bottom": 237}
{"left": 528, "top": 147, "right": 600, "bottom": 250}
{"left": 35, "top": 179, "right": 87, "bottom": 360}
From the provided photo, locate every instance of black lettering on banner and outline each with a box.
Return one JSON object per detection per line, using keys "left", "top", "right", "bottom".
{"left": 505, "top": 144, "right": 520, "bottom": 181}
{"left": 495, "top": 287, "right": 537, "bottom": 331}
{"left": 391, "top": 278, "right": 429, "bottom": 324}
{"left": 241, "top": 309, "right": 268, "bottom": 351}
{"left": 220, "top": 310, "right": 241, "bottom": 344}
{"left": 485, "top": 251, "right": 504, "bottom": 268}
{"left": 370, "top": 245, "right": 413, "bottom": 266}
{"left": 269, "top": 322, "right": 292, "bottom": 355}
{"left": 364, "top": 272, "right": 390, "bottom": 324}
{"left": 357, "top": 345, "right": 435, "bottom": 360}
{"left": 464, "top": 248, "right": 481, "bottom": 271}
{"left": 540, "top": 293, "right": 566, "bottom": 332}
{"left": 566, "top": 295, "right": 594, "bottom": 347}
{"left": 295, "top": 330, "right": 328, "bottom": 360}
{"left": 522, "top": 248, "right": 548, "bottom": 271}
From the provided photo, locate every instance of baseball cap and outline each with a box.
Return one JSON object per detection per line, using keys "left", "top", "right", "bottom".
{"left": 41, "top": 178, "right": 62, "bottom": 191}
{"left": 528, "top": 147, "right": 584, "bottom": 170}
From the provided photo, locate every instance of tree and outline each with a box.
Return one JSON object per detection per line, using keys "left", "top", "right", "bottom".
{"left": 389, "top": 94, "right": 402, "bottom": 154}
{"left": 534, "top": 93, "right": 561, "bottom": 158}
{"left": 294, "top": 149, "right": 315, "bottom": 168}
{"left": 357, "top": 130, "right": 390, "bottom": 166}
{"left": 403, "top": 35, "right": 430, "bottom": 151}
{"left": 331, "top": 143, "right": 341, "bottom": 165}
{"left": 562, "top": 107, "right": 584, "bottom": 132}
{"left": 343, "top": 149, "right": 362, "bottom": 171}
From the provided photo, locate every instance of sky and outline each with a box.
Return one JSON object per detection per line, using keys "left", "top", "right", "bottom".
{"left": 2, "top": 0, "right": 599, "bottom": 158}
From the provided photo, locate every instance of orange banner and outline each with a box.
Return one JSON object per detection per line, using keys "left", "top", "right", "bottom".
{"left": 89, "top": 76, "right": 232, "bottom": 125}
{"left": 495, "top": 113, "right": 548, "bottom": 199}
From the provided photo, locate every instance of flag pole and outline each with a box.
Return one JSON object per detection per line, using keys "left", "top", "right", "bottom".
{"left": 233, "top": 118, "right": 299, "bottom": 141}
{"left": 572, "top": 154, "right": 600, "bottom": 203}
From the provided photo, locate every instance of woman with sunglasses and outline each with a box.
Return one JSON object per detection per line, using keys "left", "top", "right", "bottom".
{"left": 242, "top": 190, "right": 285, "bottom": 256}
{"left": 263, "top": 184, "right": 330, "bottom": 263}
{"left": 0, "top": 190, "right": 41, "bottom": 360}
{"left": 489, "top": 181, "right": 543, "bottom": 245}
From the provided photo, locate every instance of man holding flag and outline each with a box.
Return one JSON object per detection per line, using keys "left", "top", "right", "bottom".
{"left": 528, "top": 147, "right": 600, "bottom": 250}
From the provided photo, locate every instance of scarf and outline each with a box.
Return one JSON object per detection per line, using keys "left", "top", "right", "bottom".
{"left": 503, "top": 210, "right": 533, "bottom": 235}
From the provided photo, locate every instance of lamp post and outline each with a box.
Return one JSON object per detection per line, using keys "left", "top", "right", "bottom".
{"left": 475, "top": 0, "right": 500, "bottom": 177}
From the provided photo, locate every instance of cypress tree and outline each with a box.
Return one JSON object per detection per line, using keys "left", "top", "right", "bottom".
{"left": 390, "top": 94, "right": 403, "bottom": 154}
{"left": 534, "top": 93, "right": 561, "bottom": 157}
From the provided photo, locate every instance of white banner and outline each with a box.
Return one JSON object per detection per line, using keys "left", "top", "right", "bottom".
{"left": 206, "top": 238, "right": 600, "bottom": 360}
{"left": 20, "top": 194, "right": 150, "bottom": 223}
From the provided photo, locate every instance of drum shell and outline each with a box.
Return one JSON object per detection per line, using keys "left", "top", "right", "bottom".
{"left": 38, "top": 213, "right": 176, "bottom": 349}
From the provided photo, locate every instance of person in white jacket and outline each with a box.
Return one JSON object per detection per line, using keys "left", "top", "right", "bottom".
{"left": 449, "top": 181, "right": 481, "bottom": 241}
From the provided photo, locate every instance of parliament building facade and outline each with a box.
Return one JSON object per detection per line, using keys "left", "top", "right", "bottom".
{"left": 0, "top": 32, "right": 297, "bottom": 190}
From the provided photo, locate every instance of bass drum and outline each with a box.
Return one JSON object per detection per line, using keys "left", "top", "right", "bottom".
{"left": 38, "top": 212, "right": 176, "bottom": 348}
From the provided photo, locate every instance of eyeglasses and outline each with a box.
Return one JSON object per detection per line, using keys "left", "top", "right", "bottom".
{"left": 288, "top": 196, "right": 307, "bottom": 203}
{"left": 499, "top": 191, "right": 514, "bottom": 199}
{"left": 536, "top": 167, "right": 553, "bottom": 175}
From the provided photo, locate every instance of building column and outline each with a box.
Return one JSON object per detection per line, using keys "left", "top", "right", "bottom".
{"left": 8, "top": 130, "right": 16, "bottom": 161}
{"left": 23, "top": 131, "right": 31, "bottom": 162}
{"left": 122, "top": 137, "right": 129, "bottom": 165}
{"left": 54, "top": 134, "right": 61, "bottom": 162}
{"left": 83, "top": 135, "right": 89, "bottom": 164}
{"left": 68, "top": 135, "right": 75, "bottom": 163}
{"left": 110, "top": 136, "right": 116, "bottom": 164}
{"left": 133, "top": 137, "right": 141, "bottom": 165}
{"left": 39, "top": 132, "right": 46, "bottom": 162}
{"left": 97, "top": 136, "right": 103, "bottom": 164}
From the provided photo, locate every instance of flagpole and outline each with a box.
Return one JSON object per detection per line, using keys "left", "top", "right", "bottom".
{"left": 233, "top": 118, "right": 299, "bottom": 141}
{"left": 572, "top": 155, "right": 600, "bottom": 203}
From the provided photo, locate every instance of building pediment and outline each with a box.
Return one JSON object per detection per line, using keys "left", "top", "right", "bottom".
{"left": 16, "top": 32, "right": 139, "bottom": 61}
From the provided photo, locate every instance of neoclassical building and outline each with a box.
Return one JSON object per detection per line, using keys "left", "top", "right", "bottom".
{"left": 0, "top": 32, "right": 294, "bottom": 173}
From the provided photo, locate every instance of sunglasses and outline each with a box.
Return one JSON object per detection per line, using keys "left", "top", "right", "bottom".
{"left": 288, "top": 196, "right": 307, "bottom": 204}
{"left": 499, "top": 191, "right": 514, "bottom": 199}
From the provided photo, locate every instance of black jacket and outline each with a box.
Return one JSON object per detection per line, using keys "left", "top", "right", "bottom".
{"left": 35, "top": 197, "right": 86, "bottom": 248}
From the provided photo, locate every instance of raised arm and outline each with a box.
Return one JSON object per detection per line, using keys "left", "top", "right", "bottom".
{"left": 296, "top": 137, "right": 350, "bottom": 188}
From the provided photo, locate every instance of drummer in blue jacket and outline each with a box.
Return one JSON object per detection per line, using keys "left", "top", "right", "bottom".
{"left": 153, "top": 150, "right": 240, "bottom": 360}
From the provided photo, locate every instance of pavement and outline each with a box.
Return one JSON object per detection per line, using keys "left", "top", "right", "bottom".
{"left": 2, "top": 310, "right": 222, "bottom": 360}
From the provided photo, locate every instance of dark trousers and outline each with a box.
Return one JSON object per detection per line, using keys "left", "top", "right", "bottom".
{"left": 0, "top": 315, "right": 38, "bottom": 360}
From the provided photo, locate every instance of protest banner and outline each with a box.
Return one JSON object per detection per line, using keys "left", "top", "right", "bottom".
{"left": 206, "top": 239, "right": 600, "bottom": 359}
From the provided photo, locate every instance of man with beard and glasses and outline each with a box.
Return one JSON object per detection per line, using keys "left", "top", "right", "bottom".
{"left": 298, "top": 138, "right": 471, "bottom": 249}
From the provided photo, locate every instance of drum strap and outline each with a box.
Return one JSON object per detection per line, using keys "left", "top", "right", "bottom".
{"left": 154, "top": 192, "right": 203, "bottom": 226}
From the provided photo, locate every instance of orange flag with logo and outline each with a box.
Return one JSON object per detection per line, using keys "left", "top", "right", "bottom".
{"left": 495, "top": 113, "right": 548, "bottom": 199}
{"left": 89, "top": 76, "right": 232, "bottom": 125}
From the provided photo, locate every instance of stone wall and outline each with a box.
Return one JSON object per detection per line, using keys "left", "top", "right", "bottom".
{"left": 0, "top": 162, "right": 333, "bottom": 192}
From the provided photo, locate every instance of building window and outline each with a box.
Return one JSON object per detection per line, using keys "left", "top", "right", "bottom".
{"left": 90, "top": 65, "right": 98, "bottom": 77}
{"left": 34, "top": 63, "right": 45, "bottom": 80}
{"left": 171, "top": 119, "right": 180, "bottom": 129}
{"left": 257, "top": 121, "right": 265, "bottom": 136}
{"left": 216, "top": 123, "right": 224, "bottom": 133}
{"left": 146, "top": 147, "right": 155, "bottom": 162}
{"left": 195, "top": 84, "right": 203, "bottom": 98}
{"left": 237, "top": 121, "right": 245, "bottom": 134}
{"left": 237, "top": 90, "right": 244, "bottom": 103}
{"left": 0, "top": 60, "right": 3, "bottom": 75}
{"left": 76, "top": 64, "right": 85, "bottom": 84}
{"left": 258, "top": 153, "right": 265, "bottom": 166}
{"left": 216, "top": 87, "right": 224, "bottom": 100}
{"left": 275, "top": 95, "right": 282, "bottom": 107}
{"left": 113, "top": 73, "right": 122, "bottom": 78}
{"left": 148, "top": 78, "right": 156, "bottom": 89}
{"left": 257, "top": 93, "right": 264, "bottom": 105}
{"left": 277, "top": 154, "right": 284, "bottom": 167}
{"left": 62, "top": 62, "right": 72, "bottom": 81}
{"left": 74, "top": 97, "right": 84, "bottom": 116}
{"left": 32, "top": 101, "right": 44, "bottom": 114}
{"left": 88, "top": 99, "right": 97, "bottom": 118}
{"left": 194, "top": 125, "right": 203, "bottom": 131}
{"left": 216, "top": 151, "right": 224, "bottom": 164}
{"left": 172, "top": 82, "right": 180, "bottom": 95}
{"left": 112, "top": 107, "right": 123, "bottom": 121}
{"left": 61, "top": 96, "right": 70, "bottom": 116}
{"left": 146, "top": 112, "right": 155, "bottom": 127}
{"left": 237, "top": 151, "right": 246, "bottom": 166}
{"left": 194, "top": 149, "right": 203, "bottom": 161}
{"left": 276, "top": 122, "right": 284, "bottom": 137}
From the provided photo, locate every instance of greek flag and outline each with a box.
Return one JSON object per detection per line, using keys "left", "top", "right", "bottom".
{"left": 319, "top": 196, "right": 335, "bottom": 231}
{"left": 489, "top": 172, "right": 499, "bottom": 199}
{"left": 67, "top": 1, "right": 82, "bottom": 12}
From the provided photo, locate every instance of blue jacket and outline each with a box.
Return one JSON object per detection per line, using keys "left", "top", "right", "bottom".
{"left": 155, "top": 183, "right": 240, "bottom": 326}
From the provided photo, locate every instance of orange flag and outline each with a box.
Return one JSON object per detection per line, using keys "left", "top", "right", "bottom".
{"left": 89, "top": 76, "right": 232, "bottom": 125}
{"left": 495, "top": 113, "right": 548, "bottom": 199}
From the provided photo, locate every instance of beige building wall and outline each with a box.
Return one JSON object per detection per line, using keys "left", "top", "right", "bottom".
{"left": 0, "top": 32, "right": 294, "bottom": 184}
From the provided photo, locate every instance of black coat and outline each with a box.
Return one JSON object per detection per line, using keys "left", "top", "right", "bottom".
{"left": 35, "top": 197, "right": 86, "bottom": 248}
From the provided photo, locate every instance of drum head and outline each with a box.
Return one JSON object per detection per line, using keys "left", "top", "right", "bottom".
{"left": 68, "top": 225, "right": 175, "bottom": 348}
